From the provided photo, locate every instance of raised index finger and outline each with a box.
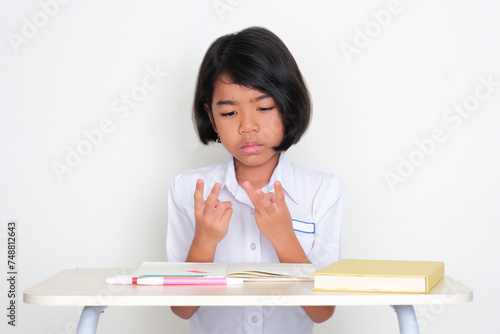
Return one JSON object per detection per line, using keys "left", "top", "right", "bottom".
{"left": 241, "top": 181, "right": 259, "bottom": 204}
{"left": 194, "top": 179, "right": 205, "bottom": 212}
{"left": 274, "top": 181, "right": 286, "bottom": 206}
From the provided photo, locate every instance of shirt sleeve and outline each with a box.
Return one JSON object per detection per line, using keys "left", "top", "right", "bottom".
{"left": 166, "top": 174, "right": 196, "bottom": 262}
{"left": 308, "top": 174, "right": 344, "bottom": 269}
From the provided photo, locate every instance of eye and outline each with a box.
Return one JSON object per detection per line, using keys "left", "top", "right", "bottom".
{"left": 221, "top": 111, "right": 237, "bottom": 117}
{"left": 258, "top": 106, "right": 275, "bottom": 112}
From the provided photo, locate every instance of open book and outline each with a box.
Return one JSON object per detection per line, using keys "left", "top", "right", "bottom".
{"left": 133, "top": 262, "right": 315, "bottom": 282}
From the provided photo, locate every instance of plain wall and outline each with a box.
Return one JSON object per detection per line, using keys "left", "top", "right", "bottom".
{"left": 1, "top": 0, "right": 499, "bottom": 333}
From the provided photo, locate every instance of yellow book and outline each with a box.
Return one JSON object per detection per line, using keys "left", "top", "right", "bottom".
{"left": 313, "top": 259, "right": 444, "bottom": 293}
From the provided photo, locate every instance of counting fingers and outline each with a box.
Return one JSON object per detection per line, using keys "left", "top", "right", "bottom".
{"left": 243, "top": 181, "right": 274, "bottom": 211}
{"left": 193, "top": 179, "right": 233, "bottom": 244}
{"left": 213, "top": 200, "right": 233, "bottom": 222}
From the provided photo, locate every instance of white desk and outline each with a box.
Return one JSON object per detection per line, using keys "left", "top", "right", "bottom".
{"left": 24, "top": 267, "right": 473, "bottom": 334}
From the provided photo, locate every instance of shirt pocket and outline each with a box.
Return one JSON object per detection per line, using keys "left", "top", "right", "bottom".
{"left": 292, "top": 219, "right": 315, "bottom": 254}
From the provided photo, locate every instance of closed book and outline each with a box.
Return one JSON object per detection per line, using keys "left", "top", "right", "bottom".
{"left": 313, "top": 259, "right": 444, "bottom": 293}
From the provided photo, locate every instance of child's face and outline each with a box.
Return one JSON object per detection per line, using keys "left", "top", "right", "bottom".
{"left": 207, "top": 73, "right": 284, "bottom": 171}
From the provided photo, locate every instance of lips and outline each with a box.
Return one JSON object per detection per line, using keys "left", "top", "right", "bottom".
{"left": 240, "top": 141, "right": 264, "bottom": 154}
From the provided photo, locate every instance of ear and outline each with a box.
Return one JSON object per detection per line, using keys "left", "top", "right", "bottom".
{"left": 204, "top": 103, "right": 217, "bottom": 133}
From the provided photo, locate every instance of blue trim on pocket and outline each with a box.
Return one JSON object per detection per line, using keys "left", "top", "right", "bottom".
{"left": 292, "top": 219, "right": 315, "bottom": 234}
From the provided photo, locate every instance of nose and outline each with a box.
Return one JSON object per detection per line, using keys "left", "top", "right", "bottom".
{"left": 238, "top": 111, "right": 259, "bottom": 134}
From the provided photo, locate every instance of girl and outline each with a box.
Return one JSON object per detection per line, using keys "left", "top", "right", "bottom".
{"left": 167, "top": 27, "right": 344, "bottom": 334}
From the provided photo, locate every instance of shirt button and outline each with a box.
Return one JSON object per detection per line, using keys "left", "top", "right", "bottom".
{"left": 250, "top": 243, "right": 256, "bottom": 250}
{"left": 250, "top": 209, "right": 255, "bottom": 215}
{"left": 251, "top": 316, "right": 258, "bottom": 323}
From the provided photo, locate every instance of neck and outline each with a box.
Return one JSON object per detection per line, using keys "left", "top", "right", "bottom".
{"left": 234, "top": 152, "right": 281, "bottom": 189}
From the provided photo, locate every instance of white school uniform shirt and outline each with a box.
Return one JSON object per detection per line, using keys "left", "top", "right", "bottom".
{"left": 167, "top": 153, "right": 344, "bottom": 334}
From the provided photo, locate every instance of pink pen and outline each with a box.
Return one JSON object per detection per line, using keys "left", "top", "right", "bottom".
{"left": 137, "top": 277, "right": 243, "bottom": 285}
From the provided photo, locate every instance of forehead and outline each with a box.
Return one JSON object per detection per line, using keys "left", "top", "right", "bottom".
{"left": 212, "top": 73, "right": 271, "bottom": 102}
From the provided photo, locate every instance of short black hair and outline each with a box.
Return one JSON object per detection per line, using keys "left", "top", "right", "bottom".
{"left": 193, "top": 26, "right": 311, "bottom": 151}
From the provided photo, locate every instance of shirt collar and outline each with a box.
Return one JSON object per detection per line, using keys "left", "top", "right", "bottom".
{"left": 268, "top": 153, "right": 299, "bottom": 205}
{"left": 210, "top": 153, "right": 300, "bottom": 206}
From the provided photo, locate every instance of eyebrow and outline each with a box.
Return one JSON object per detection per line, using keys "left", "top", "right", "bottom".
{"left": 216, "top": 94, "right": 271, "bottom": 106}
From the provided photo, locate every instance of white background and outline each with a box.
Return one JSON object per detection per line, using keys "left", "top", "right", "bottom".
{"left": 1, "top": 0, "right": 499, "bottom": 333}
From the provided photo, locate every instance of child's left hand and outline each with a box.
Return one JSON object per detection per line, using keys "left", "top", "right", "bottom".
{"left": 242, "top": 180, "right": 295, "bottom": 247}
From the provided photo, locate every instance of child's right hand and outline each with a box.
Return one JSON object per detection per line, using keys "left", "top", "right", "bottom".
{"left": 192, "top": 179, "right": 233, "bottom": 250}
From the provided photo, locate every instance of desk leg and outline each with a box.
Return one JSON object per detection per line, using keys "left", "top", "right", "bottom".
{"left": 76, "top": 306, "right": 105, "bottom": 334}
{"left": 392, "top": 305, "right": 420, "bottom": 334}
